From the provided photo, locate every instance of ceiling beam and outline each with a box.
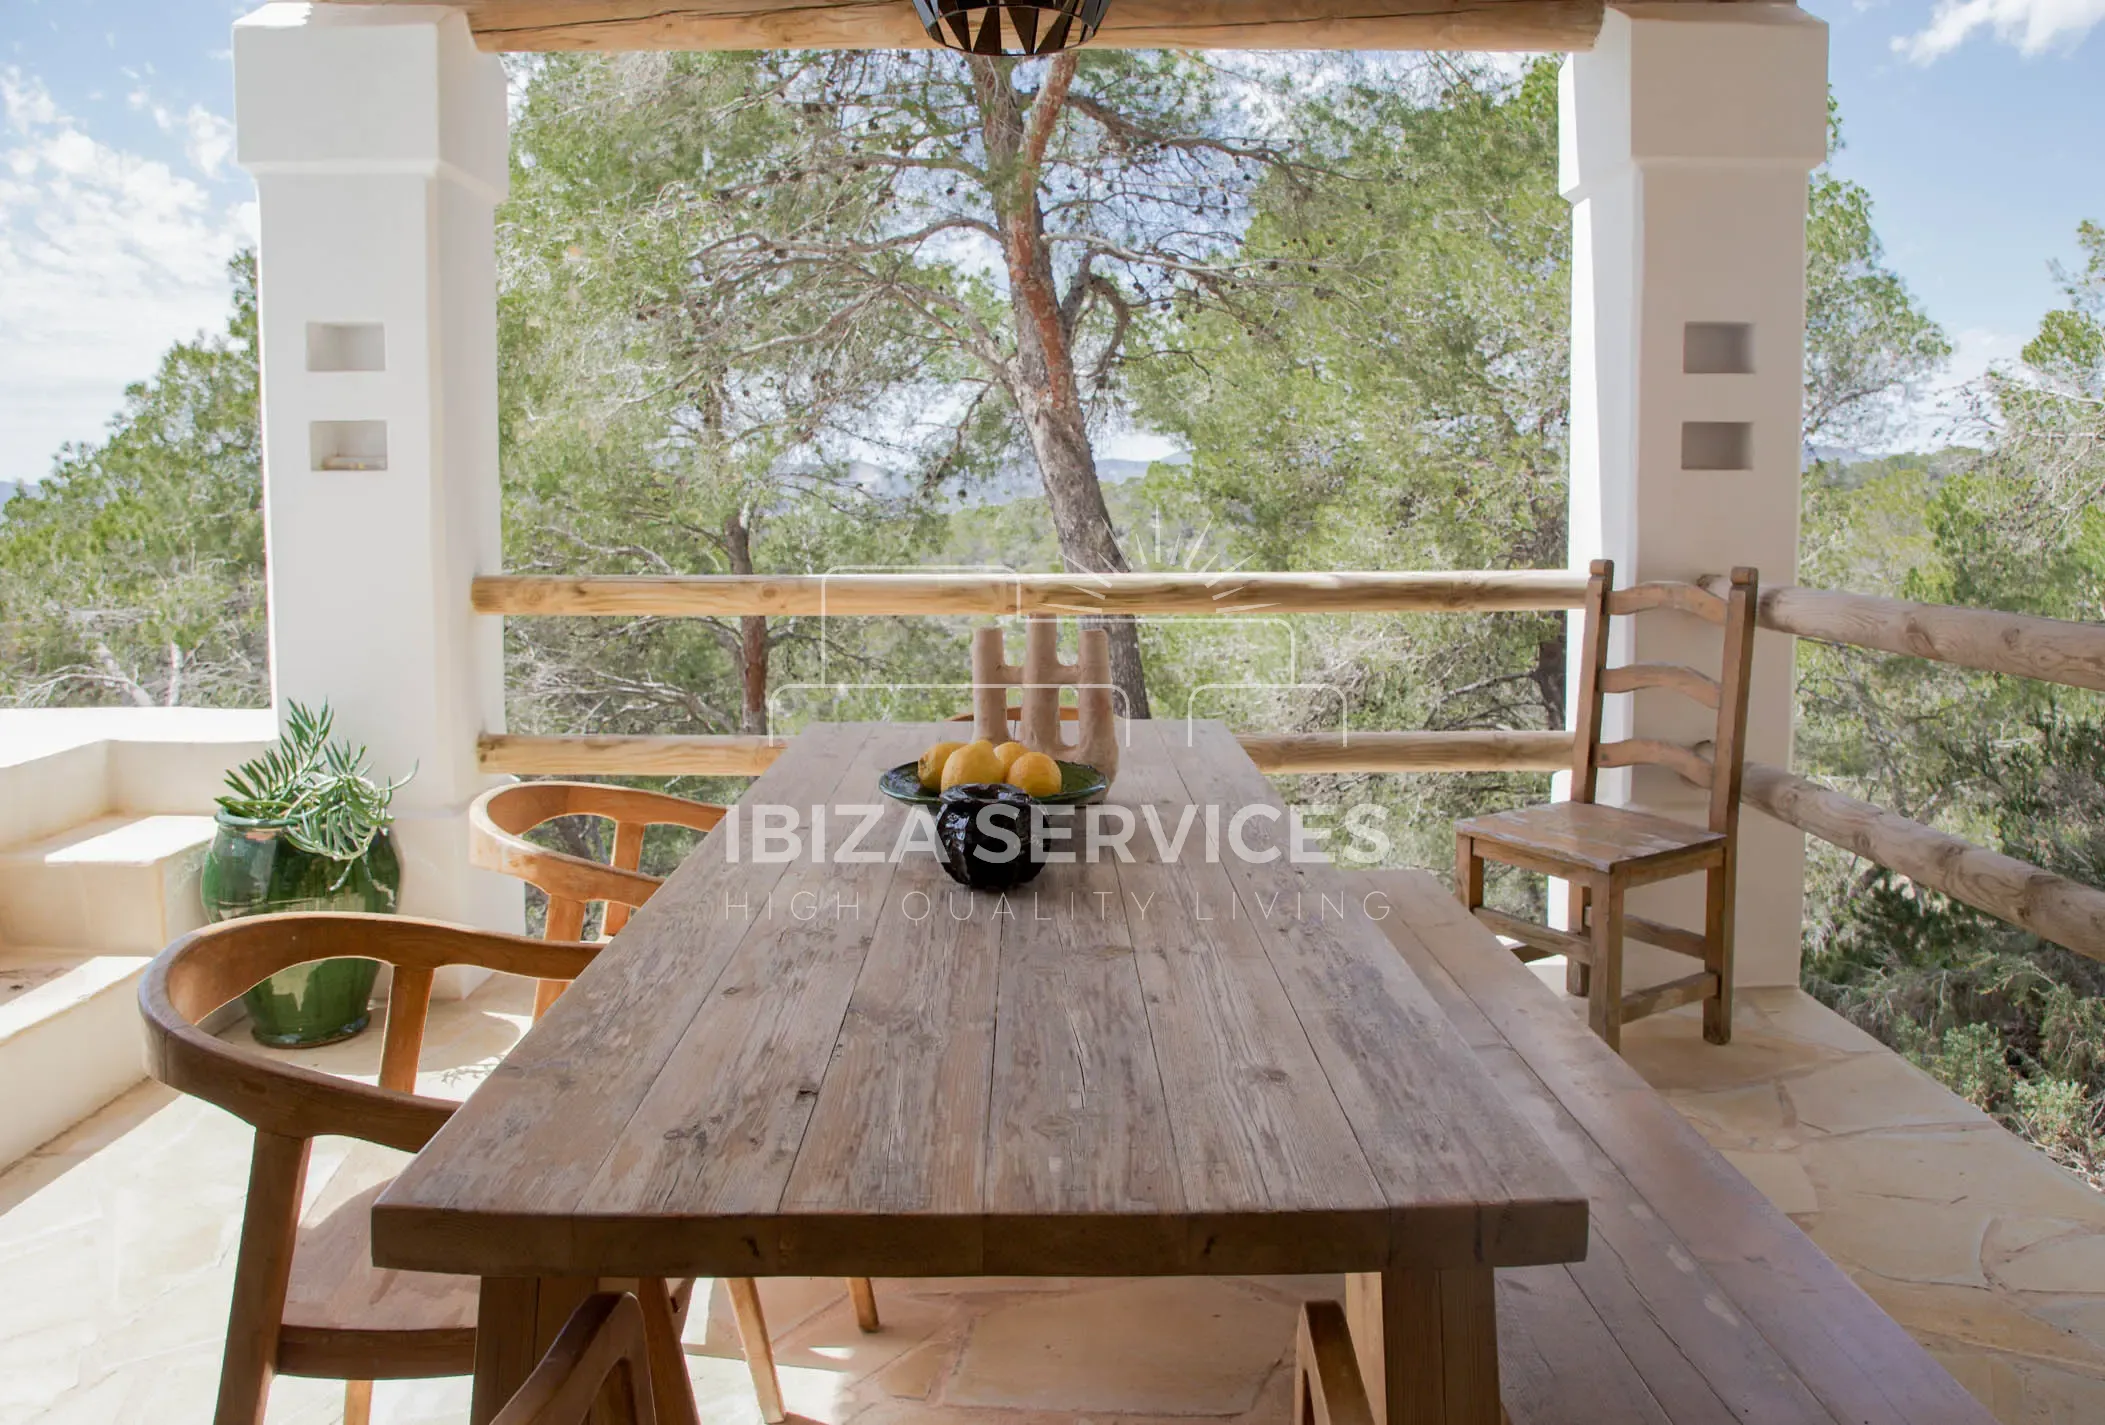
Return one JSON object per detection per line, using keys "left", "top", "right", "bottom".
{"left": 326, "top": 0, "right": 1620, "bottom": 54}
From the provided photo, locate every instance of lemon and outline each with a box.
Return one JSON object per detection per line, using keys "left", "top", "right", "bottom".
{"left": 1008, "top": 750, "right": 1062, "bottom": 798}
{"left": 994, "top": 740, "right": 1030, "bottom": 775}
{"left": 940, "top": 739, "right": 1006, "bottom": 792}
{"left": 917, "top": 740, "right": 966, "bottom": 792}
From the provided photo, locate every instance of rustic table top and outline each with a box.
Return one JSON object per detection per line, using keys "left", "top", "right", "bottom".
{"left": 372, "top": 719, "right": 1586, "bottom": 1281}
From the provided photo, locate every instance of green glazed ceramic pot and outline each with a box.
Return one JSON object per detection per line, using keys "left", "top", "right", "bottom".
{"left": 199, "top": 815, "right": 401, "bottom": 1048}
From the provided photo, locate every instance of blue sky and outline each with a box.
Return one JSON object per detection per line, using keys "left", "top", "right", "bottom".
{"left": 1, "top": 0, "right": 2100, "bottom": 486}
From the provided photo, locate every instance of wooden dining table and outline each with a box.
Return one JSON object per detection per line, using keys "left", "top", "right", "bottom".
{"left": 371, "top": 719, "right": 1588, "bottom": 1425}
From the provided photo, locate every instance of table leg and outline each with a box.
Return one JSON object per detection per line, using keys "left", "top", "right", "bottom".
{"left": 471, "top": 1276, "right": 596, "bottom": 1425}
{"left": 1345, "top": 1268, "right": 1501, "bottom": 1425}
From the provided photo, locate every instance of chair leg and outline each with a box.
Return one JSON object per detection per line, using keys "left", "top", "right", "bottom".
{"left": 1703, "top": 861, "right": 1734, "bottom": 1046}
{"left": 342, "top": 1380, "right": 372, "bottom": 1425}
{"left": 848, "top": 1277, "right": 880, "bottom": 1333}
{"left": 725, "top": 1278, "right": 786, "bottom": 1425}
{"left": 215, "top": 1130, "right": 309, "bottom": 1425}
{"left": 1587, "top": 876, "right": 1625, "bottom": 1053}
{"left": 637, "top": 1277, "right": 701, "bottom": 1425}
{"left": 1454, "top": 834, "right": 1482, "bottom": 909}
{"left": 1564, "top": 880, "right": 1592, "bottom": 999}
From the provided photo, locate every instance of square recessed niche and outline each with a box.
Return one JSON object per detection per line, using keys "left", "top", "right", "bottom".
{"left": 310, "top": 420, "right": 388, "bottom": 472}
{"left": 1683, "top": 322, "right": 1754, "bottom": 375}
{"left": 1682, "top": 421, "right": 1752, "bottom": 472}
{"left": 306, "top": 322, "right": 385, "bottom": 373}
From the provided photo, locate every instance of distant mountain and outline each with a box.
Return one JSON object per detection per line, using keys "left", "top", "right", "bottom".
{"left": 0, "top": 479, "right": 18, "bottom": 516}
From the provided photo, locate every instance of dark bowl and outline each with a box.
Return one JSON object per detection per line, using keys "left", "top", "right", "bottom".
{"left": 933, "top": 783, "right": 1046, "bottom": 890}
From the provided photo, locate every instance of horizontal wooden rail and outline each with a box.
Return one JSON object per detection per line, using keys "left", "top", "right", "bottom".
{"left": 479, "top": 729, "right": 1572, "bottom": 778}
{"left": 1742, "top": 761, "right": 2105, "bottom": 965}
{"left": 338, "top": 0, "right": 1614, "bottom": 55}
{"left": 1701, "top": 577, "right": 2105, "bottom": 693}
{"left": 1238, "top": 730, "right": 1572, "bottom": 775}
{"left": 480, "top": 734, "right": 787, "bottom": 777}
{"left": 471, "top": 570, "right": 1589, "bottom": 619}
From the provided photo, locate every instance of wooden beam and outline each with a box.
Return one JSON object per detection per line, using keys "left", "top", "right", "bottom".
{"left": 1604, "top": 580, "right": 1727, "bottom": 625}
{"left": 1470, "top": 906, "right": 1592, "bottom": 964}
{"left": 1595, "top": 737, "right": 1712, "bottom": 789}
{"left": 1623, "top": 912, "right": 1708, "bottom": 960}
{"left": 479, "top": 733, "right": 786, "bottom": 776}
{"left": 1239, "top": 730, "right": 1572, "bottom": 774}
{"left": 1619, "top": 970, "right": 1719, "bottom": 1022}
{"left": 471, "top": 570, "right": 1588, "bottom": 619}
{"left": 332, "top": 0, "right": 1614, "bottom": 54}
{"left": 1742, "top": 761, "right": 2105, "bottom": 965}
{"left": 1702, "top": 577, "right": 2105, "bottom": 693}
{"left": 478, "top": 728, "right": 1569, "bottom": 777}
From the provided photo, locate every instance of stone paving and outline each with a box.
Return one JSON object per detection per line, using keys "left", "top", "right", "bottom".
{"left": 1, "top": 976, "right": 2099, "bottom": 1422}
{"left": 1622, "top": 987, "right": 2105, "bottom": 1425}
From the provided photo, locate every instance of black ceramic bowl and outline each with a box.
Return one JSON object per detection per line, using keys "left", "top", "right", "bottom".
{"left": 934, "top": 783, "right": 1046, "bottom": 890}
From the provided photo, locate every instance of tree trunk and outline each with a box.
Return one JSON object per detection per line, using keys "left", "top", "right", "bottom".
{"left": 972, "top": 56, "right": 1151, "bottom": 719}
{"left": 724, "top": 509, "right": 770, "bottom": 735}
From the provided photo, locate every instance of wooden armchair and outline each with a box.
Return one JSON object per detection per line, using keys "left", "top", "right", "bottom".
{"left": 494, "top": 1292, "right": 658, "bottom": 1425}
{"left": 469, "top": 781, "right": 727, "bottom": 1018}
{"left": 469, "top": 780, "right": 880, "bottom": 1425}
{"left": 138, "top": 912, "right": 698, "bottom": 1425}
{"left": 1454, "top": 560, "right": 1759, "bottom": 1051}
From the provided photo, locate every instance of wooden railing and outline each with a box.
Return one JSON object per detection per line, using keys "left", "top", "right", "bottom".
{"left": 471, "top": 566, "right": 2105, "bottom": 963}
{"left": 470, "top": 570, "right": 1589, "bottom": 618}
{"left": 478, "top": 729, "right": 1578, "bottom": 778}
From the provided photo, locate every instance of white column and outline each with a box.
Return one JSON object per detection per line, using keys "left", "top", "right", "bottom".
{"left": 236, "top": 4, "right": 521, "bottom": 938}
{"left": 1561, "top": 3, "right": 1827, "bottom": 990}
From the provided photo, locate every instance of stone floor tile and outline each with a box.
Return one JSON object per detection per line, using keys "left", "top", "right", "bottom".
{"left": 1719, "top": 1148, "right": 1821, "bottom": 1216}
{"left": 1659, "top": 1082, "right": 1798, "bottom": 1151}
{"left": 943, "top": 1277, "right": 1292, "bottom": 1415}
{"left": 1620, "top": 1018, "right": 1846, "bottom": 1097}
{"left": 1785, "top": 1052, "right": 1999, "bottom": 1136}
{"left": 1740, "top": 986, "right": 1893, "bottom": 1056}
{"left": 1805, "top": 1191, "right": 1996, "bottom": 1287}
{"left": 1854, "top": 1277, "right": 2105, "bottom": 1370}
{"left": 1805, "top": 1128, "right": 2105, "bottom": 1222}
{"left": 1992, "top": 1231, "right": 2105, "bottom": 1296}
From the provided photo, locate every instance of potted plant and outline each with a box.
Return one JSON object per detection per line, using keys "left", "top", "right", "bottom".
{"left": 200, "top": 702, "right": 412, "bottom": 1047}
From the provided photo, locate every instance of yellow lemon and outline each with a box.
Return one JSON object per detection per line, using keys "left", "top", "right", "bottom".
{"left": 994, "top": 740, "right": 1030, "bottom": 775}
{"left": 940, "top": 739, "right": 1006, "bottom": 792}
{"left": 916, "top": 740, "right": 966, "bottom": 792}
{"left": 1008, "top": 750, "right": 1062, "bottom": 798}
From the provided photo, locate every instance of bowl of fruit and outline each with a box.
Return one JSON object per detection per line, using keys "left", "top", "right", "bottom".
{"left": 878, "top": 738, "right": 1108, "bottom": 807}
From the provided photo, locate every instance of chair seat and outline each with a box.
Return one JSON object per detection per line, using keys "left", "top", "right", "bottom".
{"left": 1457, "top": 801, "right": 1725, "bottom": 878}
{"left": 279, "top": 1141, "right": 478, "bottom": 1378}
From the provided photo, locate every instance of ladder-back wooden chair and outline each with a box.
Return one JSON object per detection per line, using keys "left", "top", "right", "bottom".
{"left": 494, "top": 1291, "right": 658, "bottom": 1425}
{"left": 469, "top": 781, "right": 881, "bottom": 1424}
{"left": 1454, "top": 561, "right": 1759, "bottom": 1052}
{"left": 138, "top": 913, "right": 701, "bottom": 1425}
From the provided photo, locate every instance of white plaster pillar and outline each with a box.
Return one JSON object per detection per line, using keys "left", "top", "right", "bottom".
{"left": 1560, "top": 3, "right": 1828, "bottom": 990}
{"left": 236, "top": 4, "right": 521, "bottom": 939}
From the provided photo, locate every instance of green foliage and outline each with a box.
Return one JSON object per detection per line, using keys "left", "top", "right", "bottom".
{"left": 1124, "top": 59, "right": 1570, "bottom": 894}
{"left": 218, "top": 702, "right": 413, "bottom": 862}
{"left": 0, "top": 253, "right": 266, "bottom": 708}
{"left": 1799, "top": 219, "right": 2105, "bottom": 1189}
{"left": 1803, "top": 109, "right": 1950, "bottom": 447}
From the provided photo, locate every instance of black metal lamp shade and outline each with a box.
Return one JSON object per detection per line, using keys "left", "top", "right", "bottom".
{"left": 910, "top": 0, "right": 1112, "bottom": 55}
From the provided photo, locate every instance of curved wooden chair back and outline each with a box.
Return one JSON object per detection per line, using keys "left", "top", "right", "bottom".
{"left": 470, "top": 781, "right": 727, "bottom": 1017}
{"left": 491, "top": 1292, "right": 658, "bottom": 1425}
{"left": 1573, "top": 559, "right": 1760, "bottom": 839}
{"left": 140, "top": 913, "right": 602, "bottom": 1425}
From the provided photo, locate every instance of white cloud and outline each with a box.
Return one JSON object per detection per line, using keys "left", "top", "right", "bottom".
{"left": 128, "top": 85, "right": 237, "bottom": 178}
{"left": 1895, "top": 0, "right": 2105, "bottom": 62}
{"left": 0, "top": 68, "right": 254, "bottom": 485}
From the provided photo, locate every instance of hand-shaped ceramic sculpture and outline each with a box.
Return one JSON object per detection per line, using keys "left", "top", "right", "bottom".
{"left": 970, "top": 616, "right": 1121, "bottom": 782}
